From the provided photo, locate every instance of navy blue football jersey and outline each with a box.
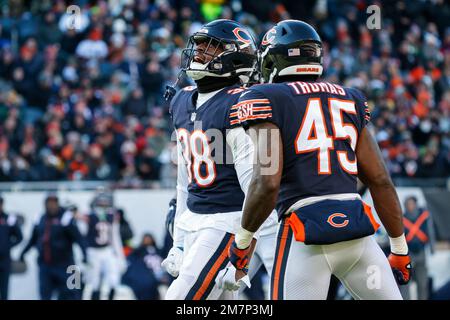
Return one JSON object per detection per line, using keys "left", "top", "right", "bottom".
{"left": 230, "top": 81, "right": 370, "bottom": 217}
{"left": 86, "top": 212, "right": 114, "bottom": 248}
{"left": 170, "top": 84, "right": 246, "bottom": 214}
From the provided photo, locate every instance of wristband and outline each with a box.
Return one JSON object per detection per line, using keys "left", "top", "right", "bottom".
{"left": 389, "top": 233, "right": 408, "bottom": 255}
{"left": 235, "top": 226, "right": 254, "bottom": 249}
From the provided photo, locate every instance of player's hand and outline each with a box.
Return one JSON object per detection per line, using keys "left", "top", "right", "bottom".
{"left": 161, "top": 246, "right": 183, "bottom": 277}
{"left": 216, "top": 265, "right": 240, "bottom": 291}
{"left": 165, "top": 198, "right": 177, "bottom": 239}
{"left": 388, "top": 253, "right": 412, "bottom": 285}
{"left": 228, "top": 241, "right": 251, "bottom": 274}
{"left": 216, "top": 265, "right": 251, "bottom": 291}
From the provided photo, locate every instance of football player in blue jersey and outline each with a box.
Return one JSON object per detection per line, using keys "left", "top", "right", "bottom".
{"left": 163, "top": 196, "right": 277, "bottom": 299}
{"left": 161, "top": 19, "right": 279, "bottom": 300}
{"left": 80, "top": 192, "right": 125, "bottom": 300}
{"left": 228, "top": 20, "right": 411, "bottom": 300}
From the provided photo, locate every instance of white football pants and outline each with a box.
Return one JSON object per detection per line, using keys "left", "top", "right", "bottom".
{"left": 86, "top": 247, "right": 121, "bottom": 291}
{"left": 165, "top": 228, "right": 237, "bottom": 300}
{"left": 271, "top": 220, "right": 402, "bottom": 300}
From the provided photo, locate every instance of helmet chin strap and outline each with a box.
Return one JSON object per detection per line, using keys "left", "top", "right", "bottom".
{"left": 239, "top": 74, "right": 250, "bottom": 86}
{"left": 186, "top": 49, "right": 231, "bottom": 80}
{"left": 186, "top": 62, "right": 209, "bottom": 80}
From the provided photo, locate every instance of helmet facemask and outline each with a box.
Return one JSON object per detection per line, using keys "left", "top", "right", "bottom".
{"left": 181, "top": 33, "right": 256, "bottom": 82}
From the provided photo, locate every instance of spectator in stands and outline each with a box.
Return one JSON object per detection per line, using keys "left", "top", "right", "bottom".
{"left": 122, "top": 87, "right": 148, "bottom": 118}
{"left": 141, "top": 59, "right": 164, "bottom": 106}
{"left": 0, "top": 0, "right": 448, "bottom": 186}
{"left": 0, "top": 137, "right": 12, "bottom": 181}
{"left": 67, "top": 150, "right": 89, "bottom": 180}
{"left": 87, "top": 143, "right": 118, "bottom": 180}
{"left": 75, "top": 27, "right": 108, "bottom": 61}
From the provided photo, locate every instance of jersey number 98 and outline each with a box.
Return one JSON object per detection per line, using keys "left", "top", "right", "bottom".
{"left": 177, "top": 129, "right": 217, "bottom": 187}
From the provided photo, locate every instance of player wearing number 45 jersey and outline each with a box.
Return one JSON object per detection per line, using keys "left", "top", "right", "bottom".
{"left": 229, "top": 20, "right": 411, "bottom": 300}
{"left": 162, "top": 19, "right": 278, "bottom": 300}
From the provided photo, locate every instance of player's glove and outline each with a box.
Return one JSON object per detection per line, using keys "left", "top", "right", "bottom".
{"left": 388, "top": 253, "right": 412, "bottom": 285}
{"left": 165, "top": 198, "right": 177, "bottom": 239}
{"left": 216, "top": 264, "right": 251, "bottom": 291}
{"left": 228, "top": 241, "right": 252, "bottom": 274}
{"left": 161, "top": 246, "right": 183, "bottom": 277}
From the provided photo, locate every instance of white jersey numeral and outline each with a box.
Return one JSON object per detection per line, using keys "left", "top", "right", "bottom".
{"left": 295, "top": 98, "right": 358, "bottom": 174}
{"left": 177, "top": 129, "right": 193, "bottom": 182}
{"left": 95, "top": 222, "right": 110, "bottom": 246}
{"left": 178, "top": 129, "right": 217, "bottom": 187}
{"left": 329, "top": 98, "right": 358, "bottom": 174}
{"left": 295, "top": 98, "right": 333, "bottom": 174}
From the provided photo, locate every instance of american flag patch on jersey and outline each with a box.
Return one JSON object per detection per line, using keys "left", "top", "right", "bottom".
{"left": 288, "top": 48, "right": 300, "bottom": 56}
{"left": 229, "top": 99, "right": 273, "bottom": 126}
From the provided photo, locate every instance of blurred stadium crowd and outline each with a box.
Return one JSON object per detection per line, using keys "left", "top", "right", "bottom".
{"left": 0, "top": 0, "right": 449, "bottom": 186}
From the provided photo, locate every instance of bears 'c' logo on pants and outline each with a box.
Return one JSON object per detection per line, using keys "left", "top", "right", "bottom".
{"left": 327, "top": 213, "right": 349, "bottom": 228}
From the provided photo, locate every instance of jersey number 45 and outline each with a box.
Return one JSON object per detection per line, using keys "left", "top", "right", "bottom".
{"left": 296, "top": 98, "right": 358, "bottom": 175}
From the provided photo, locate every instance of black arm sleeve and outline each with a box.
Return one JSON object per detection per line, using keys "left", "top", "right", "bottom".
{"left": 9, "top": 223, "right": 23, "bottom": 248}
{"left": 20, "top": 225, "right": 38, "bottom": 258}
{"left": 66, "top": 220, "right": 88, "bottom": 260}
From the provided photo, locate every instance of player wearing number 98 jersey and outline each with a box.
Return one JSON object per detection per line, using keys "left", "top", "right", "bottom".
{"left": 229, "top": 20, "right": 411, "bottom": 300}
{"left": 162, "top": 19, "right": 279, "bottom": 300}
{"left": 171, "top": 84, "right": 246, "bottom": 213}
